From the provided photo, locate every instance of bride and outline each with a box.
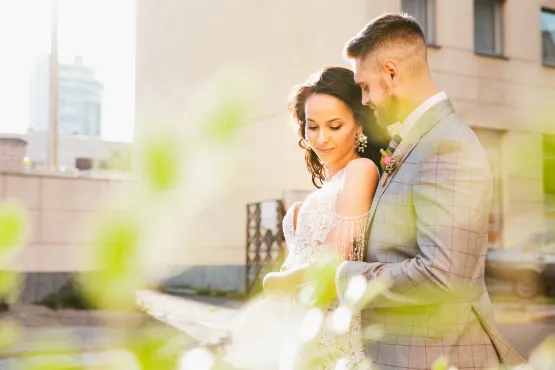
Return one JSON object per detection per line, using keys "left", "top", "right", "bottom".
{"left": 263, "top": 66, "right": 388, "bottom": 369}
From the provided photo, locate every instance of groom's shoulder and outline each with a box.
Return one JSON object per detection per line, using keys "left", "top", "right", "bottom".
{"left": 422, "top": 113, "right": 481, "bottom": 147}
{"left": 418, "top": 114, "right": 488, "bottom": 161}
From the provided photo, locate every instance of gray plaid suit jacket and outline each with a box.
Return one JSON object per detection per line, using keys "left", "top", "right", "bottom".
{"left": 336, "top": 99, "right": 524, "bottom": 369}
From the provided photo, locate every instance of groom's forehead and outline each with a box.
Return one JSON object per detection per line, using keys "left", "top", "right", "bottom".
{"left": 353, "top": 58, "right": 373, "bottom": 81}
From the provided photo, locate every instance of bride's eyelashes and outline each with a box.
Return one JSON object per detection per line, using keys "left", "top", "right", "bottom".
{"left": 306, "top": 125, "right": 343, "bottom": 131}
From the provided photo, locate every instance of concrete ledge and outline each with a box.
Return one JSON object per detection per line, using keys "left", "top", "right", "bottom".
{"left": 163, "top": 265, "right": 245, "bottom": 293}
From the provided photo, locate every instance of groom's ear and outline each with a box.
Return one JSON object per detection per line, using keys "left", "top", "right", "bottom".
{"left": 383, "top": 60, "right": 399, "bottom": 85}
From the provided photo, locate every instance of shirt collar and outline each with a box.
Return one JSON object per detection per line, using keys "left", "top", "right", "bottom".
{"left": 397, "top": 91, "right": 448, "bottom": 139}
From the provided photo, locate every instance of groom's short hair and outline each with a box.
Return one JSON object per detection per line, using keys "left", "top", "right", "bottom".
{"left": 345, "top": 13, "right": 426, "bottom": 60}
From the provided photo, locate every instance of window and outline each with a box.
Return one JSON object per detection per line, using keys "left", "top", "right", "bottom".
{"left": 402, "top": 0, "right": 436, "bottom": 45}
{"left": 541, "top": 9, "right": 555, "bottom": 67}
{"left": 474, "top": 0, "right": 504, "bottom": 56}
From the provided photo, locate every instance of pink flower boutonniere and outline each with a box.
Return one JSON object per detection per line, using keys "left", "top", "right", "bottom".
{"left": 380, "top": 142, "right": 408, "bottom": 185}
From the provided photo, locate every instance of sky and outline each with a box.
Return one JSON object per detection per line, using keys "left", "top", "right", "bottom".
{"left": 0, "top": 0, "right": 135, "bottom": 142}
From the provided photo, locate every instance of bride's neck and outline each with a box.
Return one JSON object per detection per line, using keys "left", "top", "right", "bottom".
{"left": 326, "top": 152, "right": 360, "bottom": 180}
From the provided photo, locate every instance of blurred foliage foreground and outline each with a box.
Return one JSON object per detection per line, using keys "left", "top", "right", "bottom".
{"left": 0, "top": 69, "right": 554, "bottom": 369}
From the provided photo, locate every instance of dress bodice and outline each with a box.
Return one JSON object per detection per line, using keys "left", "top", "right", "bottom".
{"left": 278, "top": 164, "right": 377, "bottom": 369}
{"left": 282, "top": 169, "right": 345, "bottom": 270}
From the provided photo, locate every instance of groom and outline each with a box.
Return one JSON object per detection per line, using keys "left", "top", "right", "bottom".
{"left": 335, "top": 13, "right": 524, "bottom": 369}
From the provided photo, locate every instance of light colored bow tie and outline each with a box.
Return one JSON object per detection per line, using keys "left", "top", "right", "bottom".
{"left": 387, "top": 121, "right": 403, "bottom": 138}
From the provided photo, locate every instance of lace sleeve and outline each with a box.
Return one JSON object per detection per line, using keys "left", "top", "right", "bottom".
{"left": 324, "top": 211, "right": 370, "bottom": 261}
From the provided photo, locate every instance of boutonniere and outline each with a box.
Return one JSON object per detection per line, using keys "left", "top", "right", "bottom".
{"left": 380, "top": 141, "right": 409, "bottom": 185}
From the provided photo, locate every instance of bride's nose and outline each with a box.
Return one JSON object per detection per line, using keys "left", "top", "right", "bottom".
{"left": 317, "top": 130, "right": 329, "bottom": 146}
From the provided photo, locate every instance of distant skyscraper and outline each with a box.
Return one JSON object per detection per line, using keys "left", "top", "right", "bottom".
{"left": 29, "top": 55, "right": 103, "bottom": 136}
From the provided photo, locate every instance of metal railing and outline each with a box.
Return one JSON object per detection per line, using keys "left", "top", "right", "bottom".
{"left": 245, "top": 200, "right": 285, "bottom": 294}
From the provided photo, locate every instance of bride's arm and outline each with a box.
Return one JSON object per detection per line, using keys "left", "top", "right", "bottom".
{"left": 324, "top": 158, "right": 379, "bottom": 260}
{"left": 280, "top": 202, "right": 302, "bottom": 272}
{"left": 263, "top": 160, "right": 379, "bottom": 294}
{"left": 264, "top": 202, "right": 304, "bottom": 293}
{"left": 263, "top": 262, "right": 309, "bottom": 294}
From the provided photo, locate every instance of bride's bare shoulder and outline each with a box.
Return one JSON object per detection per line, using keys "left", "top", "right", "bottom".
{"left": 335, "top": 158, "right": 379, "bottom": 215}
{"left": 344, "top": 158, "right": 380, "bottom": 186}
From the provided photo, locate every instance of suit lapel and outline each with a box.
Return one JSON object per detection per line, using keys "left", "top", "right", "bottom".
{"left": 368, "top": 99, "right": 456, "bottom": 225}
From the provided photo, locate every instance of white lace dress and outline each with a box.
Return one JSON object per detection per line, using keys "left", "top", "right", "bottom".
{"left": 281, "top": 168, "right": 372, "bottom": 369}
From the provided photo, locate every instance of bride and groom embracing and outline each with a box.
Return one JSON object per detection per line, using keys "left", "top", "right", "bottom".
{"left": 262, "top": 13, "right": 524, "bottom": 370}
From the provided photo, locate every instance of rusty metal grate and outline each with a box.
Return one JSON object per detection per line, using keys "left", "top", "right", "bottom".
{"left": 245, "top": 200, "right": 285, "bottom": 294}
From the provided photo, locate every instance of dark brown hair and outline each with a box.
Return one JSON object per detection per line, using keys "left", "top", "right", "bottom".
{"left": 345, "top": 13, "right": 426, "bottom": 60}
{"left": 288, "top": 66, "right": 389, "bottom": 188}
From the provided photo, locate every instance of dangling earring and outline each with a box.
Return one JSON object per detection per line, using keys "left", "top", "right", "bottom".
{"left": 355, "top": 132, "right": 368, "bottom": 153}
{"left": 304, "top": 138, "right": 312, "bottom": 149}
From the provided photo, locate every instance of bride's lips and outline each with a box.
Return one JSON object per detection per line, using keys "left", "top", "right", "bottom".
{"left": 316, "top": 147, "right": 334, "bottom": 153}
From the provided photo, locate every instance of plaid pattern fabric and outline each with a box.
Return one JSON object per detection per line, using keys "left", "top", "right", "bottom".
{"left": 337, "top": 100, "right": 524, "bottom": 369}
{"left": 380, "top": 134, "right": 403, "bottom": 172}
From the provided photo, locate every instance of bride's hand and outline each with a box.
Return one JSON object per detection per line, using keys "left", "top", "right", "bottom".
{"left": 263, "top": 263, "right": 310, "bottom": 295}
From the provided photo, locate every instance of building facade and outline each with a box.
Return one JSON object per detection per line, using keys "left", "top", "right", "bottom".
{"left": 0, "top": 138, "right": 27, "bottom": 172}
{"left": 0, "top": 131, "right": 129, "bottom": 171}
{"left": 30, "top": 55, "right": 103, "bottom": 137}
{"left": 135, "top": 0, "right": 555, "bottom": 291}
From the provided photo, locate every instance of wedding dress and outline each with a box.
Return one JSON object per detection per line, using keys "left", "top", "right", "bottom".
{"left": 281, "top": 167, "right": 373, "bottom": 369}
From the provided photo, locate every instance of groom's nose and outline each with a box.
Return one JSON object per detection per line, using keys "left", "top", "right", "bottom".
{"left": 361, "top": 94, "right": 370, "bottom": 106}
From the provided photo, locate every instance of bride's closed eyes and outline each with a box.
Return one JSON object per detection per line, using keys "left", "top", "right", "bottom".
{"left": 307, "top": 125, "right": 343, "bottom": 131}
{"left": 306, "top": 118, "right": 345, "bottom": 131}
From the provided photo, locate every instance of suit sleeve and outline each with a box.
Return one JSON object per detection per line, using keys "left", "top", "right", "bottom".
{"left": 335, "top": 138, "right": 493, "bottom": 307}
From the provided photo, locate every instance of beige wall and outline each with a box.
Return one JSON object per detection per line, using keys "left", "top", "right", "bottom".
{"left": 0, "top": 172, "right": 132, "bottom": 272}
{"left": 500, "top": 131, "right": 546, "bottom": 246}
{"left": 428, "top": 0, "right": 555, "bottom": 135}
{"left": 135, "top": 0, "right": 555, "bottom": 264}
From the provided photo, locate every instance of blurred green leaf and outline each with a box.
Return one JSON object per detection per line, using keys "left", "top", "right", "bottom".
{"left": 0, "top": 319, "right": 21, "bottom": 349}
{"left": 431, "top": 355, "right": 449, "bottom": 370}
{"left": 202, "top": 97, "right": 250, "bottom": 142}
{"left": 23, "top": 356, "right": 82, "bottom": 370}
{"left": 303, "top": 253, "right": 341, "bottom": 308}
{"left": 142, "top": 137, "right": 180, "bottom": 192}
{"left": 128, "top": 324, "right": 195, "bottom": 370}
{"left": 199, "top": 70, "right": 256, "bottom": 143}
{"left": 0, "top": 270, "right": 21, "bottom": 300}
{"left": 0, "top": 203, "right": 26, "bottom": 252}
{"left": 353, "top": 279, "right": 390, "bottom": 313}
{"left": 83, "top": 214, "right": 143, "bottom": 309}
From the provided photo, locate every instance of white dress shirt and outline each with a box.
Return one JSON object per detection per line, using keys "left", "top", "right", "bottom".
{"left": 388, "top": 91, "right": 449, "bottom": 139}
